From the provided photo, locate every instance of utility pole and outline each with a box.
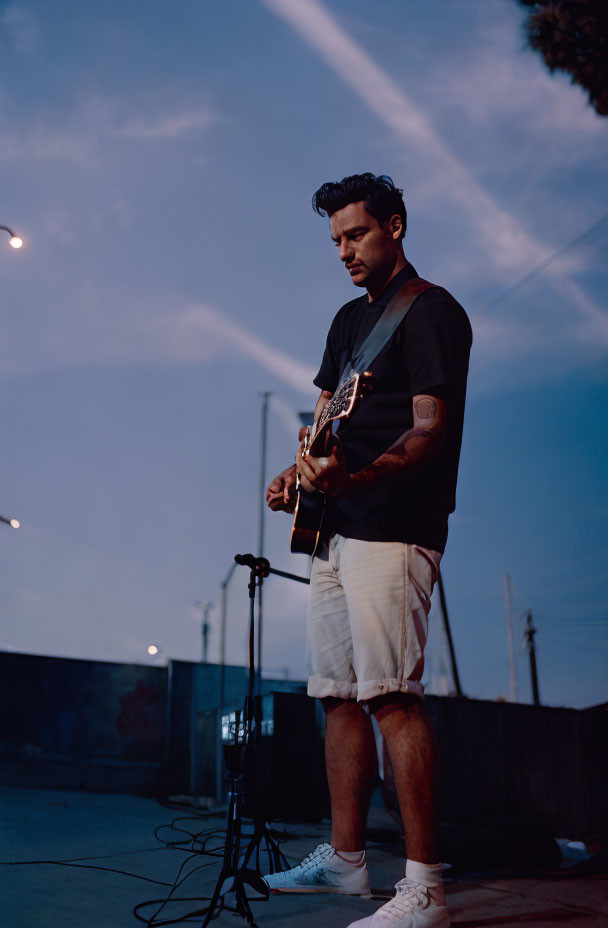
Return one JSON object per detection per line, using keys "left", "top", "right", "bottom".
{"left": 257, "top": 391, "right": 272, "bottom": 685}
{"left": 524, "top": 610, "right": 541, "bottom": 706}
{"left": 193, "top": 600, "right": 213, "bottom": 663}
{"left": 504, "top": 573, "right": 518, "bottom": 702}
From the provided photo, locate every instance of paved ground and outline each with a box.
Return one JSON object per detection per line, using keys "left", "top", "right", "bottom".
{"left": 1, "top": 787, "right": 607, "bottom": 928}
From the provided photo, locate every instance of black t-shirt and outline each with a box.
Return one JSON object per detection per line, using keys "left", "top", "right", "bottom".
{"left": 313, "top": 263, "right": 472, "bottom": 553}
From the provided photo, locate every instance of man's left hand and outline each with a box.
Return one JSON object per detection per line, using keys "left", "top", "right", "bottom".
{"left": 296, "top": 435, "right": 349, "bottom": 497}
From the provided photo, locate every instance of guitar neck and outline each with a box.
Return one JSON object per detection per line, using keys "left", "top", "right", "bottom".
{"left": 291, "top": 371, "right": 369, "bottom": 556}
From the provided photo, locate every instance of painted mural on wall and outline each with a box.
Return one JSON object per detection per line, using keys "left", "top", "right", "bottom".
{"left": 0, "top": 652, "right": 166, "bottom": 763}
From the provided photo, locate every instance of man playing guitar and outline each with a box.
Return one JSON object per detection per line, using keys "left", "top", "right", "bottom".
{"left": 265, "top": 174, "right": 472, "bottom": 928}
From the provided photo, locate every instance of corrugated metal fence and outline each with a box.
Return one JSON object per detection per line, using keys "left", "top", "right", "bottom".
{"left": 1, "top": 652, "right": 606, "bottom": 838}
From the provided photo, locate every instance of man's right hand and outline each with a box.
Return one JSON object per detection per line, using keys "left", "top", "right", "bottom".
{"left": 266, "top": 464, "right": 298, "bottom": 513}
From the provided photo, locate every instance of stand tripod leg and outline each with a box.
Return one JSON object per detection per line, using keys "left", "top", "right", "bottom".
{"left": 201, "top": 778, "right": 248, "bottom": 928}
{"left": 234, "top": 876, "right": 257, "bottom": 927}
{"left": 200, "top": 871, "right": 227, "bottom": 928}
{"left": 241, "top": 813, "right": 289, "bottom": 876}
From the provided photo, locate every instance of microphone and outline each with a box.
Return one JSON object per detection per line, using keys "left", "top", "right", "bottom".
{"left": 235, "top": 553, "right": 270, "bottom": 574}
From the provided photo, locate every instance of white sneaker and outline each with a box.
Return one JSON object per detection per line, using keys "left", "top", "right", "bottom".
{"left": 346, "top": 878, "right": 450, "bottom": 927}
{"left": 262, "top": 843, "right": 371, "bottom": 895}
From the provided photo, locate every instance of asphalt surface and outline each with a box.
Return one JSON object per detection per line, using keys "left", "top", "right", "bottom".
{"left": 1, "top": 787, "right": 607, "bottom": 928}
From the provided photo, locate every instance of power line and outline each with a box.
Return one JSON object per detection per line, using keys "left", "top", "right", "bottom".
{"left": 478, "top": 209, "right": 608, "bottom": 314}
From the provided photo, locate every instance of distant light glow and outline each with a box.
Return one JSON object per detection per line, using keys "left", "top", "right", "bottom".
{"left": 147, "top": 644, "right": 159, "bottom": 656}
{"left": 9, "top": 237, "right": 23, "bottom": 249}
{"left": 10, "top": 519, "right": 20, "bottom": 529}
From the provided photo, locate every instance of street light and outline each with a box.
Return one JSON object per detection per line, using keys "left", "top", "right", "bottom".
{"left": 1, "top": 226, "right": 23, "bottom": 249}
{"left": 0, "top": 515, "right": 20, "bottom": 529}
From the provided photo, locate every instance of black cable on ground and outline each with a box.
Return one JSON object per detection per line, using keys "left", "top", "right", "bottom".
{"left": 131, "top": 806, "right": 290, "bottom": 927}
{"left": 0, "top": 858, "right": 175, "bottom": 886}
{"left": 0, "top": 804, "right": 293, "bottom": 928}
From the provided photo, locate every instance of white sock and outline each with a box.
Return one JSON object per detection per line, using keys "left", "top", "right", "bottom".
{"left": 336, "top": 849, "right": 366, "bottom": 865}
{"left": 405, "top": 859, "right": 445, "bottom": 905}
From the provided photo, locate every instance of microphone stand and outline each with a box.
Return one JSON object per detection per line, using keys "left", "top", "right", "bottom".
{"left": 201, "top": 554, "right": 304, "bottom": 927}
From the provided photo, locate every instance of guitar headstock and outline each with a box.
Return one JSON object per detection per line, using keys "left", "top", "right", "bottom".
{"left": 315, "top": 371, "right": 373, "bottom": 429}
{"left": 334, "top": 371, "right": 372, "bottom": 417}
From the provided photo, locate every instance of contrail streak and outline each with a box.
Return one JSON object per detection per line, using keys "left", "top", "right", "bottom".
{"left": 261, "top": 0, "right": 608, "bottom": 344}
{"left": 173, "top": 303, "right": 317, "bottom": 396}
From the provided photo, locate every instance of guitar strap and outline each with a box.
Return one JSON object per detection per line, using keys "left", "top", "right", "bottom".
{"left": 336, "top": 278, "right": 437, "bottom": 391}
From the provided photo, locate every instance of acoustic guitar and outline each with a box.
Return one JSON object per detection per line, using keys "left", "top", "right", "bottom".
{"left": 290, "top": 371, "right": 371, "bottom": 555}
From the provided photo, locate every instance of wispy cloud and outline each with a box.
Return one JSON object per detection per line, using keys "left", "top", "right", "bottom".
{"left": 112, "top": 107, "right": 213, "bottom": 140}
{"left": 0, "top": 99, "right": 214, "bottom": 166}
{"left": 261, "top": 0, "right": 608, "bottom": 346}
{"left": 0, "top": 125, "right": 95, "bottom": 165}
{"left": 427, "top": 19, "right": 605, "bottom": 138}
{"left": 0, "top": 288, "right": 317, "bottom": 397}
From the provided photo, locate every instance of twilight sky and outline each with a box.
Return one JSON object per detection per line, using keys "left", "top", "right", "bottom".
{"left": 1, "top": 0, "right": 606, "bottom": 708}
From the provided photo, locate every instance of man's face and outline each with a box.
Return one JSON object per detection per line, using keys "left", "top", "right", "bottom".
{"left": 329, "top": 200, "right": 401, "bottom": 293}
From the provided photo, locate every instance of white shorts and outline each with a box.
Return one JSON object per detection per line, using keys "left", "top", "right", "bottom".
{"left": 306, "top": 534, "right": 441, "bottom": 702}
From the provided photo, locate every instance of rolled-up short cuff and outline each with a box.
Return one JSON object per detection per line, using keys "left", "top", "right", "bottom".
{"left": 307, "top": 674, "right": 425, "bottom": 702}
{"left": 356, "top": 678, "right": 425, "bottom": 702}
{"left": 307, "top": 674, "right": 358, "bottom": 700}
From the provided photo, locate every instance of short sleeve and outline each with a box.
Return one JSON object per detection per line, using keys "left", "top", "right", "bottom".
{"left": 313, "top": 318, "right": 341, "bottom": 393}
{"left": 402, "top": 289, "right": 472, "bottom": 396}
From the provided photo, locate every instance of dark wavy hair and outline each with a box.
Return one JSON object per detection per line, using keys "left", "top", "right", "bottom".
{"left": 312, "top": 173, "right": 407, "bottom": 238}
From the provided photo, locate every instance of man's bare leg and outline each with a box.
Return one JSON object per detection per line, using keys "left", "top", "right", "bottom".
{"left": 323, "top": 697, "right": 378, "bottom": 851}
{"left": 369, "top": 692, "right": 439, "bottom": 863}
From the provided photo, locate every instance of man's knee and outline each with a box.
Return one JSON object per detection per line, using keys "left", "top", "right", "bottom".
{"left": 322, "top": 695, "right": 362, "bottom": 716}
{"left": 365, "top": 691, "right": 425, "bottom": 723}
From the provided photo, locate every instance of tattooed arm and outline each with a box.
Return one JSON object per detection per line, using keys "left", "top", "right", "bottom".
{"left": 297, "top": 391, "right": 448, "bottom": 497}
{"left": 343, "top": 392, "right": 447, "bottom": 496}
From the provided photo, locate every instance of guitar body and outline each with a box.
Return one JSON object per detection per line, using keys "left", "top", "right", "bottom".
{"left": 290, "top": 485, "right": 327, "bottom": 555}
{"left": 290, "top": 373, "right": 371, "bottom": 556}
